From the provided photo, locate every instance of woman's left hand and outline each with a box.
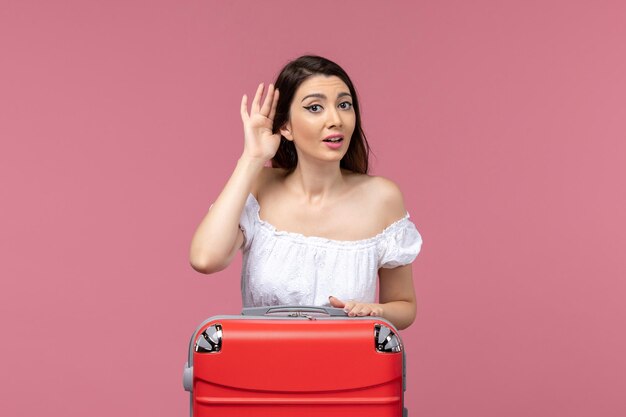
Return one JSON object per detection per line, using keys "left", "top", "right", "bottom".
{"left": 328, "top": 296, "right": 384, "bottom": 317}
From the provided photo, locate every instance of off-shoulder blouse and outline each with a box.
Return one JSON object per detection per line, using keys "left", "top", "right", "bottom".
{"left": 239, "top": 193, "right": 422, "bottom": 308}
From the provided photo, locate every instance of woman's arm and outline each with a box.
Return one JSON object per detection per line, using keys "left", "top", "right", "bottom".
{"left": 189, "top": 83, "right": 280, "bottom": 274}
{"left": 328, "top": 177, "right": 418, "bottom": 330}
{"left": 329, "top": 265, "right": 417, "bottom": 330}
{"left": 377, "top": 264, "right": 417, "bottom": 330}
{"left": 189, "top": 157, "right": 264, "bottom": 274}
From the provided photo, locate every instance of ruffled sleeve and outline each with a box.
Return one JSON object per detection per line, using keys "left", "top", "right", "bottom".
{"left": 238, "top": 194, "right": 259, "bottom": 251}
{"left": 377, "top": 215, "right": 423, "bottom": 269}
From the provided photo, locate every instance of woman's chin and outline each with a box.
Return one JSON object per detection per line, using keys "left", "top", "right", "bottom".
{"left": 295, "top": 150, "right": 348, "bottom": 166}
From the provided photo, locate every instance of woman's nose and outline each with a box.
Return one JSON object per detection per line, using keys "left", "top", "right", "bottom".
{"left": 325, "top": 107, "right": 342, "bottom": 127}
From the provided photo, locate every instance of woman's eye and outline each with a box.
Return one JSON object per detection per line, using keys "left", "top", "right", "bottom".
{"left": 304, "top": 104, "right": 322, "bottom": 112}
{"left": 339, "top": 102, "right": 353, "bottom": 110}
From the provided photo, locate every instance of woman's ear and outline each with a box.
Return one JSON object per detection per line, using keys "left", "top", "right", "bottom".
{"left": 279, "top": 123, "right": 294, "bottom": 141}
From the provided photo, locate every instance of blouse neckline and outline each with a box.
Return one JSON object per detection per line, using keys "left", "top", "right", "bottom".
{"left": 247, "top": 193, "right": 411, "bottom": 247}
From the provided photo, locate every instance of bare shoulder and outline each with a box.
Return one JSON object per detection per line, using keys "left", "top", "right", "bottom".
{"left": 251, "top": 166, "right": 288, "bottom": 198}
{"left": 361, "top": 175, "right": 408, "bottom": 225}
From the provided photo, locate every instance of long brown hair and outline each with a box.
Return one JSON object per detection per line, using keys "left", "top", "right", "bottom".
{"left": 271, "top": 55, "right": 370, "bottom": 174}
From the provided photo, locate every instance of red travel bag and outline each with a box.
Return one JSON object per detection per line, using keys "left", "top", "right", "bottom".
{"left": 183, "top": 306, "right": 407, "bottom": 417}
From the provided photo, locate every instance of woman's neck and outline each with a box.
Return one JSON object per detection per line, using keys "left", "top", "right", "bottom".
{"left": 285, "top": 159, "right": 347, "bottom": 205}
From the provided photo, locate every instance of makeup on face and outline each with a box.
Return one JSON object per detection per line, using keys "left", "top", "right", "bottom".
{"left": 287, "top": 75, "right": 356, "bottom": 158}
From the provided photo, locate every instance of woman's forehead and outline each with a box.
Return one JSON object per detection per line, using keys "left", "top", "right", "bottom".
{"left": 295, "top": 75, "right": 350, "bottom": 100}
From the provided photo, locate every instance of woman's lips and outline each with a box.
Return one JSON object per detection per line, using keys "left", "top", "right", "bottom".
{"left": 323, "top": 138, "right": 343, "bottom": 149}
{"left": 324, "top": 134, "right": 344, "bottom": 141}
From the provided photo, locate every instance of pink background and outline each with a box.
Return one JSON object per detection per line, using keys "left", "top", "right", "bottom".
{"left": 1, "top": 1, "right": 625, "bottom": 415}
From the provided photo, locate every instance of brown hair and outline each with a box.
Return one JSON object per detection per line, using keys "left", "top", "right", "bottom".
{"left": 271, "top": 55, "right": 370, "bottom": 174}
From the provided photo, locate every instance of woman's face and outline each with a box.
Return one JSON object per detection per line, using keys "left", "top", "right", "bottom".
{"left": 280, "top": 75, "right": 356, "bottom": 165}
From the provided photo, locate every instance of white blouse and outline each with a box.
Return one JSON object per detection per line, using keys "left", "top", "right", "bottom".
{"left": 239, "top": 193, "right": 423, "bottom": 308}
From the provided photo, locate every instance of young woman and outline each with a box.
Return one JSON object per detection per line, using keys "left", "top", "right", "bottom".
{"left": 190, "top": 55, "right": 422, "bottom": 330}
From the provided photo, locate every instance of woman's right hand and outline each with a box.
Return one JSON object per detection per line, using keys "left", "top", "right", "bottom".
{"left": 240, "top": 82, "right": 281, "bottom": 163}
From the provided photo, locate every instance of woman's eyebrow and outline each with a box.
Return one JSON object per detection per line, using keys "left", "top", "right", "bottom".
{"left": 301, "top": 92, "right": 352, "bottom": 102}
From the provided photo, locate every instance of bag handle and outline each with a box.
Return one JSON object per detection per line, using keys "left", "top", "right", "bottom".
{"left": 241, "top": 305, "right": 347, "bottom": 317}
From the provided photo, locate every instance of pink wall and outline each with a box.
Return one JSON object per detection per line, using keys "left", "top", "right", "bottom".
{"left": 2, "top": 1, "right": 625, "bottom": 415}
